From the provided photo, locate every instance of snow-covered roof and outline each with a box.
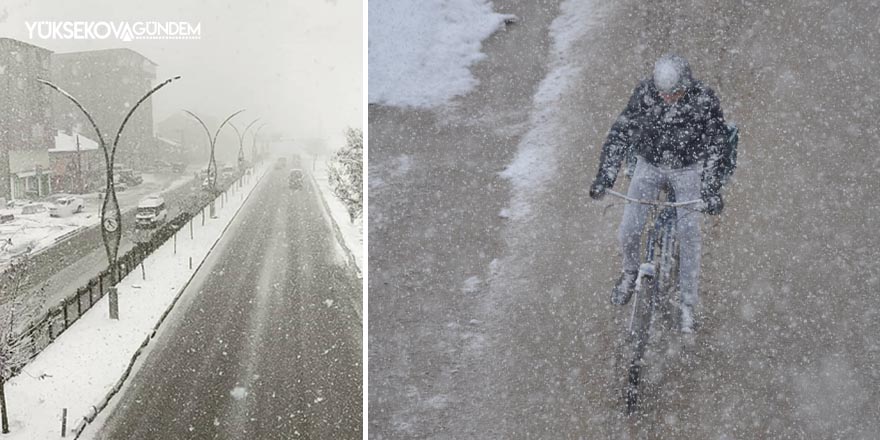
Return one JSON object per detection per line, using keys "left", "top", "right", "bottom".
{"left": 157, "top": 136, "right": 181, "bottom": 146}
{"left": 51, "top": 132, "right": 100, "bottom": 152}
{"left": 137, "top": 196, "right": 164, "bottom": 208}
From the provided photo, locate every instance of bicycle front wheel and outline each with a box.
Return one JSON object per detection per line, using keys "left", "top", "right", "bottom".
{"left": 622, "top": 269, "right": 657, "bottom": 415}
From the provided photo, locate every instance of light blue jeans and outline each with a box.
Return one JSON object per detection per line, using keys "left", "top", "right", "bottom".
{"left": 619, "top": 159, "right": 702, "bottom": 308}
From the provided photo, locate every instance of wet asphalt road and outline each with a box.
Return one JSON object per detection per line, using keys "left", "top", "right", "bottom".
{"left": 88, "top": 167, "right": 362, "bottom": 439}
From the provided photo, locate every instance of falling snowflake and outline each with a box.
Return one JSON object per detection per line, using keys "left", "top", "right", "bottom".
{"left": 230, "top": 386, "right": 248, "bottom": 400}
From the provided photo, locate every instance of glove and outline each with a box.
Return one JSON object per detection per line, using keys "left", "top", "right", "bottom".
{"left": 702, "top": 192, "right": 724, "bottom": 215}
{"left": 589, "top": 179, "right": 608, "bottom": 200}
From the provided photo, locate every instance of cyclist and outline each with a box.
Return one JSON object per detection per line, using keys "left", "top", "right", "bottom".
{"left": 589, "top": 54, "right": 727, "bottom": 333}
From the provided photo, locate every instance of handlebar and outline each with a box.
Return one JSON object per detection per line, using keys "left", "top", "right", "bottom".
{"left": 606, "top": 190, "right": 704, "bottom": 209}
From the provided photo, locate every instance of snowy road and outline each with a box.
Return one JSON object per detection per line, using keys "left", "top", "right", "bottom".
{"left": 370, "top": 0, "right": 879, "bottom": 438}
{"left": 85, "top": 167, "right": 362, "bottom": 439}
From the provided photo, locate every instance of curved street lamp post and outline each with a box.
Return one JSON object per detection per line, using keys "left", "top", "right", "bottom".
{"left": 230, "top": 118, "right": 260, "bottom": 168}
{"left": 184, "top": 109, "right": 244, "bottom": 217}
{"left": 230, "top": 118, "right": 260, "bottom": 188}
{"left": 39, "top": 76, "right": 181, "bottom": 320}
{"left": 251, "top": 123, "right": 268, "bottom": 167}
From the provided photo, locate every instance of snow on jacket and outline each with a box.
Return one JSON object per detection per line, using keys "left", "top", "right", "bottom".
{"left": 594, "top": 78, "right": 728, "bottom": 195}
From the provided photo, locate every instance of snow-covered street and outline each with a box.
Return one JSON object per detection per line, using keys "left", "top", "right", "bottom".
{"left": 369, "top": 0, "right": 880, "bottom": 438}
{"left": 3, "top": 160, "right": 362, "bottom": 439}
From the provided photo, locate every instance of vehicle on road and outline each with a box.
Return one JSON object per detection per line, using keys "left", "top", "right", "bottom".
{"left": 0, "top": 210, "right": 15, "bottom": 223}
{"left": 135, "top": 196, "right": 168, "bottom": 229}
{"left": 171, "top": 162, "right": 187, "bottom": 174}
{"left": 49, "top": 196, "right": 85, "bottom": 217}
{"left": 221, "top": 165, "right": 237, "bottom": 181}
{"left": 288, "top": 169, "right": 304, "bottom": 190}
{"left": 115, "top": 166, "right": 144, "bottom": 186}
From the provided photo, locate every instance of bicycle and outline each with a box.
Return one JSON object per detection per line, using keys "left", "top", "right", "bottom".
{"left": 605, "top": 187, "right": 703, "bottom": 415}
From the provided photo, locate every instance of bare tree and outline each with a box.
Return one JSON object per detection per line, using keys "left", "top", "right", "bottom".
{"left": 327, "top": 128, "right": 363, "bottom": 222}
{"left": 0, "top": 249, "right": 47, "bottom": 434}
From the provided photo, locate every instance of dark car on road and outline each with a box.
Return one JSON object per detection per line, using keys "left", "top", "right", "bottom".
{"left": 289, "top": 169, "right": 304, "bottom": 190}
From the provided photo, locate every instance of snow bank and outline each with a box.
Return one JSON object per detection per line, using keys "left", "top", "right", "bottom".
{"left": 500, "top": 0, "right": 600, "bottom": 219}
{"left": 368, "top": 0, "right": 513, "bottom": 108}
{"left": 311, "top": 162, "right": 363, "bottom": 278}
{"left": 2, "top": 166, "right": 268, "bottom": 440}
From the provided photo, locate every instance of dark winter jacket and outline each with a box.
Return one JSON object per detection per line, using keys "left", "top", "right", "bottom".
{"left": 594, "top": 78, "right": 728, "bottom": 195}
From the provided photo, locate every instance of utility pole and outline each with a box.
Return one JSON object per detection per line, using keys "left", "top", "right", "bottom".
{"left": 76, "top": 134, "right": 83, "bottom": 193}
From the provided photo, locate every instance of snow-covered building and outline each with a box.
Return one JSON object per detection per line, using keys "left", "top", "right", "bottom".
{"left": 49, "top": 131, "right": 103, "bottom": 194}
{"left": 0, "top": 38, "right": 55, "bottom": 201}
{"left": 156, "top": 112, "right": 214, "bottom": 164}
{"left": 51, "top": 48, "right": 157, "bottom": 171}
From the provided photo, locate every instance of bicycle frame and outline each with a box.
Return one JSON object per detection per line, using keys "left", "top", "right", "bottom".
{"left": 606, "top": 188, "right": 701, "bottom": 414}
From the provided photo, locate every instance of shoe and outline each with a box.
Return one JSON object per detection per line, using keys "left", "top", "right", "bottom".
{"left": 610, "top": 271, "right": 638, "bottom": 305}
{"left": 680, "top": 305, "right": 695, "bottom": 333}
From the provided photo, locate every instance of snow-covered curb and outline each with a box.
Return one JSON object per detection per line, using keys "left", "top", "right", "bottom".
{"left": 500, "top": 0, "right": 600, "bottom": 219}
{"left": 310, "top": 165, "right": 363, "bottom": 278}
{"left": 2, "top": 166, "right": 269, "bottom": 440}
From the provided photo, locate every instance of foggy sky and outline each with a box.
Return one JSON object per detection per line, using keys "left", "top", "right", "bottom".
{"left": 0, "top": 0, "right": 363, "bottom": 153}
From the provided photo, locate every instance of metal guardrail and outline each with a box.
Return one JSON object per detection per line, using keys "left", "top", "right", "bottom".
{"left": 52, "top": 227, "right": 84, "bottom": 245}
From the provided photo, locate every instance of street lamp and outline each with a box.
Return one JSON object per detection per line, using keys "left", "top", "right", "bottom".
{"left": 229, "top": 118, "right": 260, "bottom": 170}
{"left": 38, "top": 76, "right": 181, "bottom": 320}
{"left": 184, "top": 109, "right": 243, "bottom": 215}
{"left": 251, "top": 123, "right": 268, "bottom": 165}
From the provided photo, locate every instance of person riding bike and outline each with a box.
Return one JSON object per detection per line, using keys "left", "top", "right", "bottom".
{"left": 589, "top": 54, "right": 728, "bottom": 333}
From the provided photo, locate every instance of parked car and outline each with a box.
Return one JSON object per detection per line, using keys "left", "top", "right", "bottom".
{"left": 288, "top": 169, "right": 304, "bottom": 190}
{"left": 0, "top": 210, "right": 15, "bottom": 224}
{"left": 7, "top": 199, "right": 32, "bottom": 209}
{"left": 49, "top": 196, "right": 84, "bottom": 217}
{"left": 135, "top": 196, "right": 168, "bottom": 229}
{"left": 117, "top": 168, "right": 143, "bottom": 186}
{"left": 20, "top": 203, "right": 47, "bottom": 215}
{"left": 221, "top": 165, "right": 236, "bottom": 180}
{"left": 201, "top": 173, "right": 216, "bottom": 191}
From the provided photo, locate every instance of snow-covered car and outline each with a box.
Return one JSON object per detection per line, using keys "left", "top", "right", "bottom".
{"left": 49, "top": 196, "right": 84, "bottom": 217}
{"left": 288, "top": 169, "right": 304, "bottom": 190}
{"left": 0, "top": 210, "right": 15, "bottom": 223}
{"left": 20, "top": 203, "right": 47, "bottom": 215}
{"left": 135, "top": 196, "right": 168, "bottom": 229}
{"left": 6, "top": 199, "right": 32, "bottom": 209}
{"left": 221, "top": 165, "right": 236, "bottom": 178}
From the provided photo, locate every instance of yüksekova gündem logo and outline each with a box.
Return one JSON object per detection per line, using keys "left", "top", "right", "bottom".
{"left": 25, "top": 21, "right": 201, "bottom": 41}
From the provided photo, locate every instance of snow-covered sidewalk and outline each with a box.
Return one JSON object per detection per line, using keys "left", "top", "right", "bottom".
{"left": 2, "top": 166, "right": 268, "bottom": 439}
{"left": 310, "top": 161, "right": 363, "bottom": 277}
